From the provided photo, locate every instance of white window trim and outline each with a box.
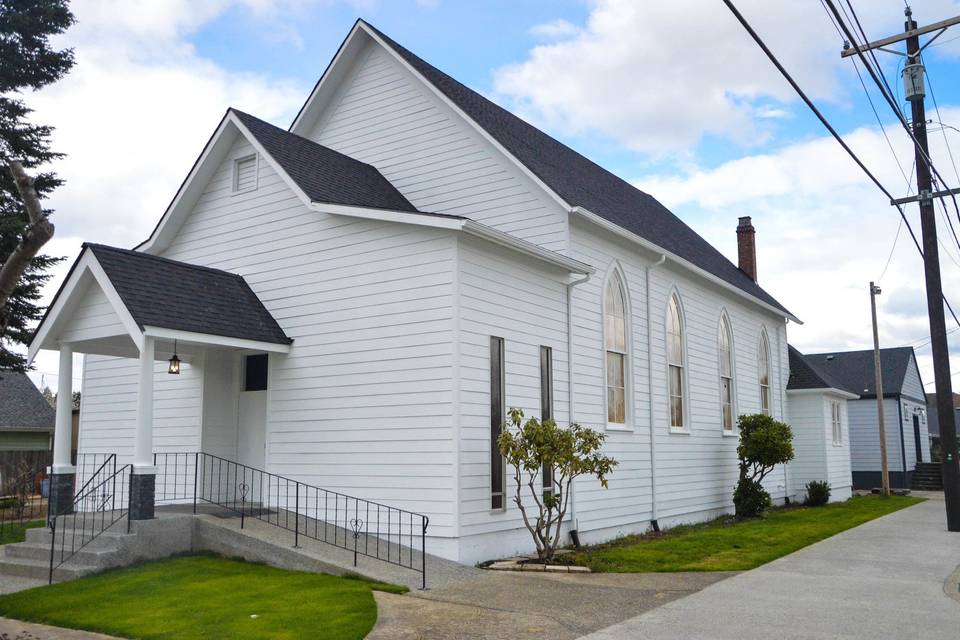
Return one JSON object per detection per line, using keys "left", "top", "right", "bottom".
{"left": 718, "top": 310, "right": 737, "bottom": 436}
{"left": 232, "top": 153, "right": 259, "bottom": 194}
{"left": 758, "top": 328, "right": 772, "bottom": 416}
{"left": 665, "top": 288, "right": 690, "bottom": 434}
{"left": 601, "top": 264, "right": 632, "bottom": 431}
{"left": 831, "top": 400, "right": 844, "bottom": 446}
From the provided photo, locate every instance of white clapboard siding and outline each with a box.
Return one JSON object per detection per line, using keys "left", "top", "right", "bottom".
{"left": 305, "top": 41, "right": 568, "bottom": 252}
{"left": 79, "top": 355, "right": 202, "bottom": 467}
{"left": 164, "top": 135, "right": 455, "bottom": 534}
{"left": 901, "top": 356, "right": 930, "bottom": 463}
{"left": 566, "top": 220, "right": 790, "bottom": 533}
{"left": 58, "top": 280, "right": 127, "bottom": 344}
{"left": 824, "top": 397, "right": 853, "bottom": 498}
{"left": 454, "top": 235, "right": 569, "bottom": 539}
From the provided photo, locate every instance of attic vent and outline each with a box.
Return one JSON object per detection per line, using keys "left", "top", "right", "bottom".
{"left": 233, "top": 154, "right": 257, "bottom": 193}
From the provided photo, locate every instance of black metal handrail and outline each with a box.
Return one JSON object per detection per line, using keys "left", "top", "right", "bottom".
{"left": 154, "top": 452, "right": 430, "bottom": 589}
{"left": 48, "top": 462, "right": 131, "bottom": 583}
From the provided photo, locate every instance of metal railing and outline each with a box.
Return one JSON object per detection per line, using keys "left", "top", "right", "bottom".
{"left": 0, "top": 452, "right": 115, "bottom": 542}
{"left": 154, "top": 452, "right": 430, "bottom": 589}
{"left": 48, "top": 459, "right": 131, "bottom": 583}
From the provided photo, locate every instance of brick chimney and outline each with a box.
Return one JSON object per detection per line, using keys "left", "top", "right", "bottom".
{"left": 737, "top": 216, "right": 757, "bottom": 282}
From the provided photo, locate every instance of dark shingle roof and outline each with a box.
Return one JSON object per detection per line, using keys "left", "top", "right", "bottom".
{"left": 0, "top": 371, "right": 55, "bottom": 431}
{"left": 86, "top": 244, "right": 291, "bottom": 345}
{"left": 362, "top": 22, "right": 792, "bottom": 317}
{"left": 803, "top": 347, "right": 916, "bottom": 398}
{"left": 787, "top": 345, "right": 848, "bottom": 392}
{"left": 231, "top": 109, "right": 420, "bottom": 213}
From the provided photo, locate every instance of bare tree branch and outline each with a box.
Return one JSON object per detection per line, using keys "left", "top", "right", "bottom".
{"left": 0, "top": 161, "right": 55, "bottom": 339}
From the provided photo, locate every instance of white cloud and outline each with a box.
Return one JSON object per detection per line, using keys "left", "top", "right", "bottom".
{"left": 529, "top": 19, "right": 579, "bottom": 40}
{"left": 633, "top": 107, "right": 960, "bottom": 387}
{"left": 493, "top": 0, "right": 960, "bottom": 154}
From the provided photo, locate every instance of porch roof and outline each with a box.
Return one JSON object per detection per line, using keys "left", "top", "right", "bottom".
{"left": 29, "top": 244, "right": 292, "bottom": 361}
{"left": 86, "top": 244, "right": 291, "bottom": 346}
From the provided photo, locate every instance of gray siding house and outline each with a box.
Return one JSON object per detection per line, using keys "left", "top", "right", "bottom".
{"left": 0, "top": 372, "right": 55, "bottom": 494}
{"left": 804, "top": 347, "right": 929, "bottom": 489}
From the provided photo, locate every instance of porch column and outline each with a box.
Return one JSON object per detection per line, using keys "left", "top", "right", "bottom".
{"left": 49, "top": 345, "right": 76, "bottom": 516}
{"left": 130, "top": 335, "right": 156, "bottom": 520}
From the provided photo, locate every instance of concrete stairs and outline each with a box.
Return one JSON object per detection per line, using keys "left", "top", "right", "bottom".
{"left": 0, "top": 521, "right": 132, "bottom": 583}
{"left": 911, "top": 462, "right": 944, "bottom": 491}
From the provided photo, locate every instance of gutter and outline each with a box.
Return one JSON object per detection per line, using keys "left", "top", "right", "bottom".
{"left": 566, "top": 271, "right": 591, "bottom": 541}
{"left": 646, "top": 254, "right": 666, "bottom": 530}
{"left": 569, "top": 206, "right": 801, "bottom": 324}
{"left": 461, "top": 220, "right": 593, "bottom": 275}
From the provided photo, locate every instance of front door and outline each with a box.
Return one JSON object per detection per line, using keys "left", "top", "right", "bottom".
{"left": 913, "top": 415, "right": 923, "bottom": 464}
{"left": 237, "top": 354, "right": 268, "bottom": 470}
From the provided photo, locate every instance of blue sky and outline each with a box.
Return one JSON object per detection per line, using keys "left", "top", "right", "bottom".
{"left": 22, "top": 0, "right": 960, "bottom": 389}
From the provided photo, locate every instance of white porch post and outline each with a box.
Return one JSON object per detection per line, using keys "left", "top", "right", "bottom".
{"left": 130, "top": 335, "right": 156, "bottom": 520}
{"left": 53, "top": 345, "right": 74, "bottom": 472}
{"left": 134, "top": 335, "right": 155, "bottom": 470}
{"left": 49, "top": 344, "right": 77, "bottom": 516}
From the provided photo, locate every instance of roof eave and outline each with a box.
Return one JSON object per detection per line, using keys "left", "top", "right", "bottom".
{"left": 571, "top": 206, "right": 800, "bottom": 323}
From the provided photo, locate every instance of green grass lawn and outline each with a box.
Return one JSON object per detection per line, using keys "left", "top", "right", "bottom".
{"left": 570, "top": 495, "right": 924, "bottom": 573}
{"left": 0, "top": 554, "right": 407, "bottom": 639}
{"left": 0, "top": 519, "right": 44, "bottom": 545}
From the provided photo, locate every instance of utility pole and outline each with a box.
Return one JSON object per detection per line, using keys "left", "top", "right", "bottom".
{"left": 869, "top": 282, "right": 891, "bottom": 496}
{"left": 844, "top": 6, "right": 960, "bottom": 529}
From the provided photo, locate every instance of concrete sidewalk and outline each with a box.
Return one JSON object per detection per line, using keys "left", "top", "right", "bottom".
{"left": 580, "top": 493, "right": 960, "bottom": 639}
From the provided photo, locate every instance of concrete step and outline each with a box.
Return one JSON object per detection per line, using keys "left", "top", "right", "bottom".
{"left": 26, "top": 525, "right": 128, "bottom": 546}
{"left": 0, "top": 554, "right": 96, "bottom": 582}
{"left": 3, "top": 540, "right": 118, "bottom": 567}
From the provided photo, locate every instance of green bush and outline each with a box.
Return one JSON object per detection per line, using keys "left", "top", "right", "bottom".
{"left": 804, "top": 481, "right": 831, "bottom": 507}
{"left": 734, "top": 413, "right": 794, "bottom": 519}
{"left": 733, "top": 478, "right": 772, "bottom": 518}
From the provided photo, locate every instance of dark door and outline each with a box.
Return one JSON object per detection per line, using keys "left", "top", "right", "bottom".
{"left": 913, "top": 415, "right": 923, "bottom": 463}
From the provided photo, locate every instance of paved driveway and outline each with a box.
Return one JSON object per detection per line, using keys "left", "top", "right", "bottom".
{"left": 581, "top": 493, "right": 960, "bottom": 639}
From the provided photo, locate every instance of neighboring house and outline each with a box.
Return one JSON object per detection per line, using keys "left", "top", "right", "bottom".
{"left": 786, "top": 346, "right": 858, "bottom": 502}
{"left": 0, "top": 372, "right": 55, "bottom": 494}
{"left": 924, "top": 392, "right": 959, "bottom": 461}
{"left": 30, "top": 20, "right": 804, "bottom": 564}
{"left": 0, "top": 372, "right": 55, "bottom": 452}
{"left": 803, "top": 347, "right": 929, "bottom": 489}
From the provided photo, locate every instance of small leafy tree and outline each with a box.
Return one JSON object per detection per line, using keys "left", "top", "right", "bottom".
{"left": 498, "top": 408, "right": 617, "bottom": 562}
{"left": 734, "top": 413, "right": 794, "bottom": 518}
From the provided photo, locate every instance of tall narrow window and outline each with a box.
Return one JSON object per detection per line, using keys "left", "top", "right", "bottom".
{"left": 490, "top": 336, "right": 505, "bottom": 510}
{"left": 758, "top": 332, "right": 771, "bottom": 415}
{"left": 718, "top": 315, "right": 734, "bottom": 433}
{"left": 667, "top": 293, "right": 685, "bottom": 429}
{"left": 831, "top": 401, "right": 843, "bottom": 445}
{"left": 540, "top": 346, "right": 554, "bottom": 498}
{"left": 605, "top": 271, "right": 627, "bottom": 426}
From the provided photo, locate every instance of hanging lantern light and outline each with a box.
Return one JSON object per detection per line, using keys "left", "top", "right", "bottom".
{"left": 168, "top": 340, "right": 181, "bottom": 375}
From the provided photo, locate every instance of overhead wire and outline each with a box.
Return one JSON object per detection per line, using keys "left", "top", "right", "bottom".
{"left": 721, "top": 0, "right": 960, "bottom": 329}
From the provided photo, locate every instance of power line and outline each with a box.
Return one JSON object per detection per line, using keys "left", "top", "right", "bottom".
{"left": 828, "top": 0, "right": 960, "bottom": 232}
{"left": 721, "top": 0, "right": 960, "bottom": 329}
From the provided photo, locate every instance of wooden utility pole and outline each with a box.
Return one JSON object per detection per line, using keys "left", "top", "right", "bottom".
{"left": 843, "top": 6, "right": 960, "bottom": 529}
{"left": 870, "top": 282, "right": 891, "bottom": 496}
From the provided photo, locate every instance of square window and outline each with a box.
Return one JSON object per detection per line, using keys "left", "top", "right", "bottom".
{"left": 244, "top": 354, "right": 268, "bottom": 391}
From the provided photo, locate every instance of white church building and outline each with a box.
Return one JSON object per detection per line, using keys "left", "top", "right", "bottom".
{"left": 30, "top": 20, "right": 847, "bottom": 565}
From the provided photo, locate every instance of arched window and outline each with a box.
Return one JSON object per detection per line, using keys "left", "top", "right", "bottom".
{"left": 604, "top": 271, "right": 628, "bottom": 426}
{"left": 718, "top": 314, "right": 734, "bottom": 432}
{"left": 667, "top": 293, "right": 685, "bottom": 429}
{"left": 758, "top": 331, "right": 771, "bottom": 415}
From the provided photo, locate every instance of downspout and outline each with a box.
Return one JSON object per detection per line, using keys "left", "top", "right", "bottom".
{"left": 566, "top": 272, "right": 591, "bottom": 546}
{"left": 646, "top": 254, "right": 666, "bottom": 531}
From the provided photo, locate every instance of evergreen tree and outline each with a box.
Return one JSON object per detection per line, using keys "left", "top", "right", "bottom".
{"left": 0, "top": 0, "right": 75, "bottom": 371}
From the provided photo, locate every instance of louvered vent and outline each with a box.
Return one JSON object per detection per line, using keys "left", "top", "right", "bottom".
{"left": 233, "top": 154, "right": 257, "bottom": 192}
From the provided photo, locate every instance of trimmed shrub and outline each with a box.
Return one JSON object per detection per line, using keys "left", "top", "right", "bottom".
{"left": 805, "top": 481, "right": 831, "bottom": 507}
{"left": 733, "top": 478, "right": 772, "bottom": 518}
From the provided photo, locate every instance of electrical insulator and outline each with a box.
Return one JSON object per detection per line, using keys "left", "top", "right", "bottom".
{"left": 903, "top": 62, "right": 925, "bottom": 102}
